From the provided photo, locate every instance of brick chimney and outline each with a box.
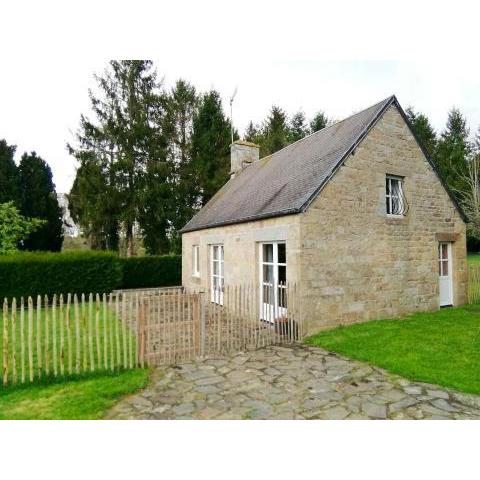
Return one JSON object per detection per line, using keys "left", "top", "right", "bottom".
{"left": 230, "top": 140, "right": 260, "bottom": 178}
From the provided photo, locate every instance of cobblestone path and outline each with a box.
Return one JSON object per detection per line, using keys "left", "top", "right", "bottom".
{"left": 107, "top": 345, "right": 480, "bottom": 420}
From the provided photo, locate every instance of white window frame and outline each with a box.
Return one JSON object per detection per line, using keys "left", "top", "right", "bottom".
{"left": 386, "top": 175, "right": 405, "bottom": 217}
{"left": 259, "top": 242, "right": 287, "bottom": 322}
{"left": 210, "top": 244, "right": 224, "bottom": 304}
{"left": 192, "top": 245, "right": 200, "bottom": 277}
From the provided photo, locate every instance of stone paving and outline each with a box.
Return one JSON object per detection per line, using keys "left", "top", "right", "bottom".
{"left": 107, "top": 345, "right": 480, "bottom": 420}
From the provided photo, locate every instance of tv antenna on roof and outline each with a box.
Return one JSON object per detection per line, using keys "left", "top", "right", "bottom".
{"left": 230, "top": 86, "right": 238, "bottom": 144}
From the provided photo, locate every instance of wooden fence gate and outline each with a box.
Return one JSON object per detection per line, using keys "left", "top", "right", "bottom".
{"left": 127, "top": 284, "right": 303, "bottom": 366}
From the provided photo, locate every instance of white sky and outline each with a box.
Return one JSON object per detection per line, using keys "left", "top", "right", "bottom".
{"left": 1, "top": 1, "right": 479, "bottom": 194}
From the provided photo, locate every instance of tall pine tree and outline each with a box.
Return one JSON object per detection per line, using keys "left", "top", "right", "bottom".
{"left": 164, "top": 79, "right": 199, "bottom": 251}
{"left": 18, "top": 152, "right": 63, "bottom": 251}
{"left": 191, "top": 90, "right": 234, "bottom": 205}
{"left": 0, "top": 139, "right": 20, "bottom": 206}
{"left": 69, "top": 60, "right": 171, "bottom": 255}
{"left": 310, "top": 111, "right": 330, "bottom": 133}
{"left": 289, "top": 111, "right": 309, "bottom": 143}
{"left": 405, "top": 107, "right": 437, "bottom": 158}
{"left": 436, "top": 107, "right": 471, "bottom": 199}
{"left": 260, "top": 106, "right": 289, "bottom": 156}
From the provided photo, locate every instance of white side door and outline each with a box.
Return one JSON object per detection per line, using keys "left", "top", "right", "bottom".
{"left": 438, "top": 242, "right": 453, "bottom": 307}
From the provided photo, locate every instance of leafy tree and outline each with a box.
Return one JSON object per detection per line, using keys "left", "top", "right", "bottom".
{"left": 0, "top": 139, "right": 20, "bottom": 206}
{"left": 310, "top": 111, "right": 330, "bottom": 133}
{"left": 18, "top": 152, "right": 63, "bottom": 251}
{"left": 244, "top": 121, "right": 261, "bottom": 144}
{"left": 289, "top": 111, "right": 309, "bottom": 143}
{"left": 260, "top": 106, "right": 289, "bottom": 156}
{"left": 0, "top": 202, "right": 44, "bottom": 254}
{"left": 69, "top": 60, "right": 170, "bottom": 256}
{"left": 405, "top": 107, "right": 437, "bottom": 158}
{"left": 436, "top": 107, "right": 471, "bottom": 200}
{"left": 163, "top": 80, "right": 199, "bottom": 251}
{"left": 68, "top": 155, "right": 119, "bottom": 250}
{"left": 191, "top": 90, "right": 235, "bottom": 205}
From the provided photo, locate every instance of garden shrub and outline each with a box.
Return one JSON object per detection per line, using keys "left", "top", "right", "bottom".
{"left": 0, "top": 252, "right": 182, "bottom": 299}
{"left": 0, "top": 251, "right": 122, "bottom": 299}
{"left": 120, "top": 255, "right": 181, "bottom": 289}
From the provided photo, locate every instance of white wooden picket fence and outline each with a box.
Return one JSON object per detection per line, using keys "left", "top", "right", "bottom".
{"left": 1, "top": 284, "right": 303, "bottom": 387}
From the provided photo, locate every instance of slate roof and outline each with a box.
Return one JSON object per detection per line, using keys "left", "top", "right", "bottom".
{"left": 181, "top": 95, "right": 467, "bottom": 233}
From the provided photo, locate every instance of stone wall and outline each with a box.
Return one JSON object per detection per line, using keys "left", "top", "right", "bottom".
{"left": 182, "top": 216, "right": 301, "bottom": 293}
{"left": 299, "top": 105, "right": 467, "bottom": 332}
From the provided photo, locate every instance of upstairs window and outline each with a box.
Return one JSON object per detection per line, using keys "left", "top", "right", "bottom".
{"left": 386, "top": 175, "right": 407, "bottom": 216}
{"left": 192, "top": 245, "right": 200, "bottom": 277}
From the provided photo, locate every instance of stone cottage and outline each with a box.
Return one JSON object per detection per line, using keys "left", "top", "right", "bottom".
{"left": 180, "top": 95, "right": 468, "bottom": 334}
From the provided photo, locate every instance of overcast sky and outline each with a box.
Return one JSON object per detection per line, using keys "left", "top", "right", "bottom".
{"left": 1, "top": 1, "right": 479, "bottom": 194}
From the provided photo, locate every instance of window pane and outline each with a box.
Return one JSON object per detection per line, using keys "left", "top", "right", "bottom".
{"left": 220, "top": 245, "right": 224, "bottom": 261}
{"left": 443, "top": 259, "right": 448, "bottom": 276}
{"left": 391, "top": 196, "right": 401, "bottom": 215}
{"left": 213, "top": 260, "right": 219, "bottom": 275}
{"left": 386, "top": 177, "right": 390, "bottom": 195}
{"left": 386, "top": 195, "right": 391, "bottom": 214}
{"left": 212, "top": 246, "right": 218, "bottom": 260}
{"left": 391, "top": 178, "right": 400, "bottom": 196}
{"left": 441, "top": 243, "right": 448, "bottom": 260}
{"left": 263, "top": 244, "right": 274, "bottom": 263}
{"left": 278, "top": 243, "right": 286, "bottom": 264}
{"left": 278, "top": 286, "right": 287, "bottom": 308}
{"left": 263, "top": 264, "right": 273, "bottom": 284}
{"left": 263, "top": 284, "right": 274, "bottom": 305}
{"left": 278, "top": 265, "right": 286, "bottom": 284}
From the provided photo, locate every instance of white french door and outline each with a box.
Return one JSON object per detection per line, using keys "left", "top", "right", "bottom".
{"left": 259, "top": 242, "right": 287, "bottom": 322}
{"left": 211, "top": 245, "right": 224, "bottom": 304}
{"left": 438, "top": 242, "right": 453, "bottom": 307}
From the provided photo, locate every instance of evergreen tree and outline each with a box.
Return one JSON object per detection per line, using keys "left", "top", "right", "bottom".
{"left": 310, "top": 111, "right": 330, "bottom": 133}
{"left": 191, "top": 90, "right": 235, "bottom": 205}
{"left": 68, "top": 154, "right": 119, "bottom": 250}
{"left": 18, "top": 152, "right": 63, "bottom": 251}
{"left": 289, "top": 111, "right": 308, "bottom": 143}
{"left": 0, "top": 139, "right": 20, "bottom": 206}
{"left": 69, "top": 60, "right": 170, "bottom": 255}
{"left": 405, "top": 107, "right": 437, "bottom": 158}
{"left": 436, "top": 107, "right": 471, "bottom": 199}
{"left": 261, "top": 106, "right": 289, "bottom": 155}
{"left": 244, "top": 121, "right": 260, "bottom": 144}
{"left": 163, "top": 79, "right": 199, "bottom": 251}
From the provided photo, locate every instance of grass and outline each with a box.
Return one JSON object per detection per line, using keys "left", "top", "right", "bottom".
{"left": 1, "top": 301, "right": 137, "bottom": 385}
{"left": 305, "top": 305, "right": 480, "bottom": 395}
{"left": 0, "top": 368, "right": 149, "bottom": 419}
{"left": 468, "top": 253, "right": 480, "bottom": 264}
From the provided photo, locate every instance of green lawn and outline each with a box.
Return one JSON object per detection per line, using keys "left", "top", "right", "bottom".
{"left": 1, "top": 300, "right": 137, "bottom": 386}
{"left": 0, "top": 368, "right": 149, "bottom": 419}
{"left": 468, "top": 253, "right": 480, "bottom": 264}
{"left": 305, "top": 305, "right": 480, "bottom": 395}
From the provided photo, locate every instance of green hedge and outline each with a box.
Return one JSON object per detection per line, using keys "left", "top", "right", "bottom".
{"left": 0, "top": 251, "right": 182, "bottom": 299}
{"left": 120, "top": 255, "right": 181, "bottom": 290}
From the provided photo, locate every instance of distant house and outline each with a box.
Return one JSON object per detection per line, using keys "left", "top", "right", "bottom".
{"left": 180, "top": 96, "right": 468, "bottom": 333}
{"left": 57, "top": 193, "right": 80, "bottom": 237}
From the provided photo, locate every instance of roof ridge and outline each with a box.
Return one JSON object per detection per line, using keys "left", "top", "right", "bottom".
{"left": 253, "top": 95, "right": 395, "bottom": 163}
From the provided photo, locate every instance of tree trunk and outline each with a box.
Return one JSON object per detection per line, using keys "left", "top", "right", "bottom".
{"left": 126, "top": 222, "right": 135, "bottom": 257}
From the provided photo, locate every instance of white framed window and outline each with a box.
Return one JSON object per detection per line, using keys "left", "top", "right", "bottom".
{"left": 192, "top": 245, "right": 200, "bottom": 277}
{"left": 259, "top": 242, "right": 287, "bottom": 322}
{"left": 210, "top": 244, "right": 224, "bottom": 304}
{"left": 386, "top": 175, "right": 406, "bottom": 216}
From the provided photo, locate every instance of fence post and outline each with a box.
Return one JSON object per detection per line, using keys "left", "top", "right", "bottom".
{"left": 200, "top": 291, "right": 206, "bottom": 358}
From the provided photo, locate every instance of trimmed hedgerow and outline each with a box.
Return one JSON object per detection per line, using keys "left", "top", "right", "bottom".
{"left": 120, "top": 255, "right": 181, "bottom": 290}
{"left": 0, "top": 251, "right": 122, "bottom": 300}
